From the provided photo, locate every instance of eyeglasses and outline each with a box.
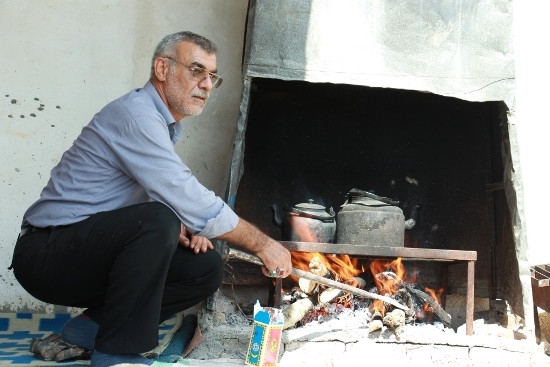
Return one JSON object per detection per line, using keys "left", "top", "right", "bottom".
{"left": 163, "top": 57, "right": 223, "bottom": 88}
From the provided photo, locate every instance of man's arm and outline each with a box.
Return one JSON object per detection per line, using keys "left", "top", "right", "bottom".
{"left": 216, "top": 218, "right": 292, "bottom": 278}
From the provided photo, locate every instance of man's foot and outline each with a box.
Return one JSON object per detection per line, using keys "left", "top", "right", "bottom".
{"left": 60, "top": 313, "right": 99, "bottom": 351}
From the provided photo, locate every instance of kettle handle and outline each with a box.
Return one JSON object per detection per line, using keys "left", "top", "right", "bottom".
{"left": 347, "top": 188, "right": 400, "bottom": 206}
{"left": 285, "top": 206, "right": 335, "bottom": 221}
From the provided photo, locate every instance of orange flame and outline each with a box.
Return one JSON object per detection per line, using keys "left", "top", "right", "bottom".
{"left": 369, "top": 258, "right": 416, "bottom": 316}
{"left": 287, "top": 217, "right": 364, "bottom": 284}
{"left": 420, "top": 286, "right": 444, "bottom": 321}
{"left": 290, "top": 251, "right": 364, "bottom": 285}
{"left": 286, "top": 223, "right": 441, "bottom": 321}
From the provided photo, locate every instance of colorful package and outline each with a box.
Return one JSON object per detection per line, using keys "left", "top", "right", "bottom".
{"left": 245, "top": 301, "right": 284, "bottom": 367}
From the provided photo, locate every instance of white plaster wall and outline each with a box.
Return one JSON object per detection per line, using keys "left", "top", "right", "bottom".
{"left": 0, "top": 0, "right": 248, "bottom": 311}
{"left": 512, "top": 1, "right": 550, "bottom": 266}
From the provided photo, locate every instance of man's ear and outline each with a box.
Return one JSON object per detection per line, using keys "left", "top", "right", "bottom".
{"left": 153, "top": 57, "right": 170, "bottom": 82}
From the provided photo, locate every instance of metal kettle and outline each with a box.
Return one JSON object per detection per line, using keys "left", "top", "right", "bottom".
{"left": 270, "top": 199, "right": 336, "bottom": 243}
{"left": 336, "top": 188, "right": 417, "bottom": 247}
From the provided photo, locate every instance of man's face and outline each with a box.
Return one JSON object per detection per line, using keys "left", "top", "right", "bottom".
{"left": 163, "top": 41, "right": 218, "bottom": 120}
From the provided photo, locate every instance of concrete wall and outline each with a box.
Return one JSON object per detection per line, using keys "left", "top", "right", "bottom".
{"left": 512, "top": 1, "right": 550, "bottom": 267}
{"left": 0, "top": 0, "right": 248, "bottom": 311}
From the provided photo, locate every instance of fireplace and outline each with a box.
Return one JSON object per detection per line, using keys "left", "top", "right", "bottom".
{"left": 222, "top": 76, "right": 513, "bottom": 326}
{"left": 197, "top": 1, "right": 539, "bottom": 361}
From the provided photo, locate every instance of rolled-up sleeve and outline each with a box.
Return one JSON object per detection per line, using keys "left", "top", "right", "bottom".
{"left": 197, "top": 202, "right": 239, "bottom": 238}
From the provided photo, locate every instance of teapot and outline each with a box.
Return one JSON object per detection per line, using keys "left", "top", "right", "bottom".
{"left": 336, "top": 188, "right": 417, "bottom": 247}
{"left": 270, "top": 199, "right": 336, "bottom": 243}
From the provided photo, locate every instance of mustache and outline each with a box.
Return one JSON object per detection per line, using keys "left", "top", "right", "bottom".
{"left": 191, "top": 91, "right": 210, "bottom": 99}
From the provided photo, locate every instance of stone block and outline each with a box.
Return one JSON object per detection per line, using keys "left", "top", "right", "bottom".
{"left": 468, "top": 346, "right": 528, "bottom": 364}
{"left": 279, "top": 341, "right": 345, "bottom": 367}
{"left": 430, "top": 344, "right": 469, "bottom": 364}
{"left": 345, "top": 340, "right": 407, "bottom": 357}
{"left": 405, "top": 343, "right": 435, "bottom": 363}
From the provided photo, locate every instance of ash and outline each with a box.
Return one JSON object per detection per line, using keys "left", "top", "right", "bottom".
{"left": 187, "top": 291, "right": 254, "bottom": 360}
{"left": 185, "top": 289, "right": 533, "bottom": 361}
{"left": 296, "top": 301, "right": 373, "bottom": 329}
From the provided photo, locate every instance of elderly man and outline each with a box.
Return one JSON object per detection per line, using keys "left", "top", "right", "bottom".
{"left": 10, "top": 31, "right": 291, "bottom": 367}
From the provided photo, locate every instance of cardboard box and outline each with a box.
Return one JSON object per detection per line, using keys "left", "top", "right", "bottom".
{"left": 245, "top": 303, "right": 284, "bottom": 367}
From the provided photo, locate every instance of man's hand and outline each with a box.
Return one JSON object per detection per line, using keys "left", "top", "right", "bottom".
{"left": 216, "top": 219, "right": 292, "bottom": 278}
{"left": 255, "top": 239, "right": 292, "bottom": 278}
{"left": 179, "top": 223, "right": 214, "bottom": 254}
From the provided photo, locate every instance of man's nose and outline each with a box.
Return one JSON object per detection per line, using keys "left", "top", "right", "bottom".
{"left": 198, "top": 75, "right": 214, "bottom": 90}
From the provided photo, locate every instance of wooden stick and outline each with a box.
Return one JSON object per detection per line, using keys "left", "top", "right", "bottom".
{"left": 225, "top": 247, "right": 409, "bottom": 311}
{"left": 405, "top": 284, "right": 451, "bottom": 325}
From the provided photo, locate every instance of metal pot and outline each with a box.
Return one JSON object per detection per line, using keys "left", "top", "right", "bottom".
{"left": 270, "top": 199, "right": 336, "bottom": 243}
{"left": 336, "top": 188, "right": 417, "bottom": 247}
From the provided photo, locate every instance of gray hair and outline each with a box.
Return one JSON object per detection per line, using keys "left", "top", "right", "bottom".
{"left": 150, "top": 31, "right": 217, "bottom": 77}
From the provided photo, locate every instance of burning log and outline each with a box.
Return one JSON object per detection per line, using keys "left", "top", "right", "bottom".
{"left": 383, "top": 309, "right": 406, "bottom": 340}
{"left": 392, "top": 287, "right": 416, "bottom": 324}
{"left": 368, "top": 310, "right": 384, "bottom": 332}
{"left": 292, "top": 268, "right": 408, "bottom": 311}
{"left": 298, "top": 256, "right": 332, "bottom": 294}
{"left": 367, "top": 285, "right": 415, "bottom": 338}
{"left": 405, "top": 284, "right": 451, "bottom": 326}
{"left": 318, "top": 287, "right": 347, "bottom": 304}
{"left": 299, "top": 257, "right": 366, "bottom": 297}
{"left": 225, "top": 247, "right": 409, "bottom": 311}
{"left": 282, "top": 296, "right": 315, "bottom": 329}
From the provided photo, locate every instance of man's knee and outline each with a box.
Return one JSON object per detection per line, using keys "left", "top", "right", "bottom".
{"left": 175, "top": 249, "right": 224, "bottom": 291}
{"left": 145, "top": 202, "right": 180, "bottom": 229}
{"left": 137, "top": 202, "right": 180, "bottom": 247}
{"left": 207, "top": 250, "right": 224, "bottom": 290}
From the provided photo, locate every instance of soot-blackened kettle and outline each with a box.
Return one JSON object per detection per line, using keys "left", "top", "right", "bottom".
{"left": 336, "top": 188, "right": 417, "bottom": 247}
{"left": 270, "top": 199, "right": 336, "bottom": 243}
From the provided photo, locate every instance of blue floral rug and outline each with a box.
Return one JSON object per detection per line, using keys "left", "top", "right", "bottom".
{"left": 0, "top": 312, "right": 192, "bottom": 366}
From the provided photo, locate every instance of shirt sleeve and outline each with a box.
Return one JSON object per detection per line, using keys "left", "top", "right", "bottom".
{"left": 109, "top": 113, "right": 239, "bottom": 238}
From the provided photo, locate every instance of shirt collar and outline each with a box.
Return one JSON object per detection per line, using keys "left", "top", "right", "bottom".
{"left": 142, "top": 80, "right": 175, "bottom": 125}
{"left": 142, "top": 80, "right": 183, "bottom": 144}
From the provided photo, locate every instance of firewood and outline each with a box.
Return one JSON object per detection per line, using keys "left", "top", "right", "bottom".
{"left": 405, "top": 284, "right": 451, "bottom": 325}
{"left": 310, "top": 256, "right": 331, "bottom": 277}
{"left": 375, "top": 271, "right": 399, "bottom": 283}
{"left": 392, "top": 287, "right": 416, "bottom": 324}
{"left": 298, "top": 278, "right": 318, "bottom": 294}
{"left": 354, "top": 276, "right": 366, "bottom": 289}
{"left": 318, "top": 288, "right": 346, "bottom": 304}
{"left": 383, "top": 308, "right": 406, "bottom": 340}
{"left": 291, "top": 268, "right": 409, "bottom": 311}
{"left": 298, "top": 256, "right": 331, "bottom": 294}
{"left": 368, "top": 311, "right": 384, "bottom": 332}
{"left": 225, "top": 247, "right": 409, "bottom": 311}
{"left": 282, "top": 296, "right": 315, "bottom": 329}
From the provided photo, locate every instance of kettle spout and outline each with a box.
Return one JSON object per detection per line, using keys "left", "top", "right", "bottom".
{"left": 269, "top": 203, "right": 283, "bottom": 228}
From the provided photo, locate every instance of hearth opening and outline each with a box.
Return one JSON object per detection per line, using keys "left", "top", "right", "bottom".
{"left": 223, "top": 77, "right": 519, "bottom": 332}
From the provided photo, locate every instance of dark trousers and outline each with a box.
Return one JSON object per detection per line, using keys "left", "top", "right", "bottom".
{"left": 11, "top": 202, "right": 223, "bottom": 354}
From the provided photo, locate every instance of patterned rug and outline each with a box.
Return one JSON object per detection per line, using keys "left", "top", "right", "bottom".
{"left": 0, "top": 312, "right": 190, "bottom": 366}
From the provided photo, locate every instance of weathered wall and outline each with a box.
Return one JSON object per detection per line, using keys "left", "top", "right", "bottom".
{"left": 512, "top": 1, "right": 550, "bottom": 267}
{"left": 0, "top": 0, "right": 248, "bottom": 311}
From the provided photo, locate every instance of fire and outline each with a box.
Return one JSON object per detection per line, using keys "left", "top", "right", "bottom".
{"left": 288, "top": 221, "right": 364, "bottom": 286}
{"left": 420, "top": 286, "right": 444, "bottom": 321}
{"left": 285, "top": 216, "right": 445, "bottom": 323}
{"left": 369, "top": 258, "right": 403, "bottom": 315}
{"left": 290, "top": 251, "right": 364, "bottom": 286}
{"left": 286, "top": 243, "right": 449, "bottom": 329}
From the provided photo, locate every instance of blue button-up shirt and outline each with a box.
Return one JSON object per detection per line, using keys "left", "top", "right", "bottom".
{"left": 22, "top": 81, "right": 239, "bottom": 238}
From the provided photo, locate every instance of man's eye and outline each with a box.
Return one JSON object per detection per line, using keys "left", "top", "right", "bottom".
{"left": 192, "top": 68, "right": 207, "bottom": 78}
